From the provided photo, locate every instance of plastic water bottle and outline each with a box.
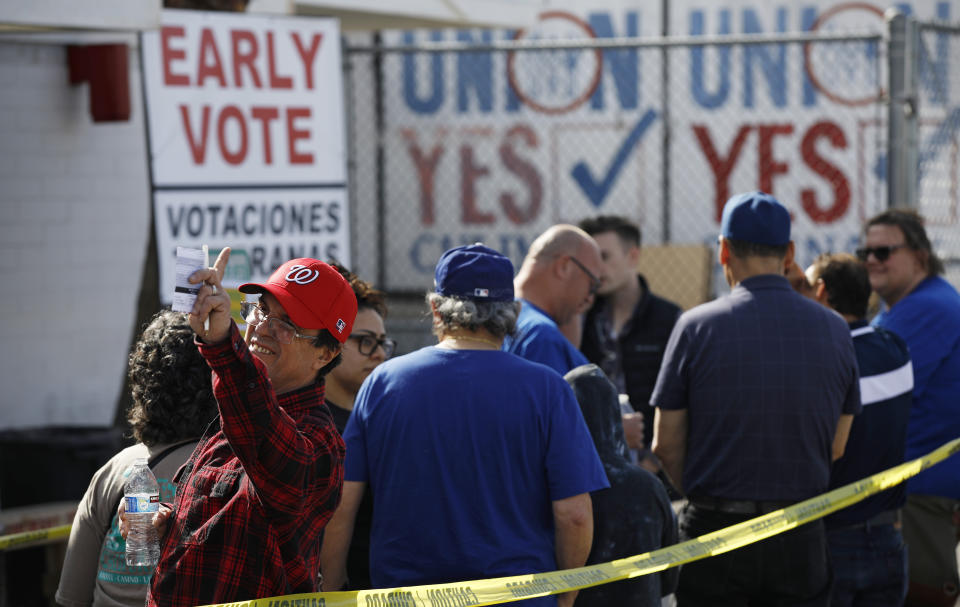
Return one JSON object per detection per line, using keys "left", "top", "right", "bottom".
{"left": 618, "top": 394, "right": 640, "bottom": 464}
{"left": 124, "top": 457, "right": 160, "bottom": 566}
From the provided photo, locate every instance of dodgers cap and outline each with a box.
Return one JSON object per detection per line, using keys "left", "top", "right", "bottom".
{"left": 434, "top": 244, "right": 515, "bottom": 302}
{"left": 239, "top": 258, "right": 358, "bottom": 343}
{"left": 720, "top": 191, "right": 791, "bottom": 246}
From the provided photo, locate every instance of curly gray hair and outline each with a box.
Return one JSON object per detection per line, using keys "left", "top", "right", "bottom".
{"left": 426, "top": 293, "right": 521, "bottom": 340}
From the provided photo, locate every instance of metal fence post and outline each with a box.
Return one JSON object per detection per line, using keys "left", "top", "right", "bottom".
{"left": 372, "top": 33, "right": 386, "bottom": 289}
{"left": 886, "top": 9, "right": 919, "bottom": 209}
{"left": 660, "top": 0, "right": 671, "bottom": 244}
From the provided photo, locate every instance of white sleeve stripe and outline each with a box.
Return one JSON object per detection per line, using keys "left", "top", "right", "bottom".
{"left": 850, "top": 326, "right": 875, "bottom": 338}
{"left": 860, "top": 361, "right": 914, "bottom": 406}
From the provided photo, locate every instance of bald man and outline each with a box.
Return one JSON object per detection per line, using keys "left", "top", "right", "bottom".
{"left": 503, "top": 225, "right": 604, "bottom": 375}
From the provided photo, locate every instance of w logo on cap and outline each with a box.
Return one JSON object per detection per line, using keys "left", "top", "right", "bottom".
{"left": 336, "top": 319, "right": 346, "bottom": 333}
{"left": 285, "top": 265, "right": 320, "bottom": 285}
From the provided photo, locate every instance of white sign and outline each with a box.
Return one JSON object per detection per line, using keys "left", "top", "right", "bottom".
{"left": 154, "top": 188, "right": 349, "bottom": 295}
{"left": 142, "top": 10, "right": 350, "bottom": 303}
{"left": 373, "top": 0, "right": 959, "bottom": 292}
{"left": 142, "top": 9, "right": 346, "bottom": 186}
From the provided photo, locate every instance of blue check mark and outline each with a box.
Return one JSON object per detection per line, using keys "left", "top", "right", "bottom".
{"left": 571, "top": 109, "right": 658, "bottom": 208}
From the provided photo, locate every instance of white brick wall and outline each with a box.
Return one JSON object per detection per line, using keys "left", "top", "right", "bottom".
{"left": 0, "top": 36, "right": 150, "bottom": 429}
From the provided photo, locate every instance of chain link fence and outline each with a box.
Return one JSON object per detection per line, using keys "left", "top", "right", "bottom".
{"left": 342, "top": 15, "right": 956, "bottom": 350}
{"left": 914, "top": 19, "right": 960, "bottom": 287}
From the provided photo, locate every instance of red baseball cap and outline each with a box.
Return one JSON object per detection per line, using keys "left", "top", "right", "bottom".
{"left": 239, "top": 259, "right": 358, "bottom": 343}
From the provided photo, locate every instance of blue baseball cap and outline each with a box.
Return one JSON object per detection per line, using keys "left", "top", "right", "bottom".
{"left": 434, "top": 244, "right": 515, "bottom": 301}
{"left": 720, "top": 191, "right": 791, "bottom": 246}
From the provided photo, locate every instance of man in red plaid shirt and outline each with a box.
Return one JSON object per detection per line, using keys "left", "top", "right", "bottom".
{"left": 124, "top": 248, "right": 357, "bottom": 606}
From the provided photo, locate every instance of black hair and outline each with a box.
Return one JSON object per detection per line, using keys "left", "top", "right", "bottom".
{"left": 327, "top": 261, "right": 388, "bottom": 318}
{"left": 726, "top": 238, "right": 789, "bottom": 259}
{"left": 127, "top": 310, "right": 218, "bottom": 446}
{"left": 809, "top": 253, "right": 871, "bottom": 318}
{"left": 313, "top": 331, "right": 343, "bottom": 380}
{"left": 578, "top": 215, "right": 642, "bottom": 248}
{"left": 865, "top": 208, "right": 944, "bottom": 276}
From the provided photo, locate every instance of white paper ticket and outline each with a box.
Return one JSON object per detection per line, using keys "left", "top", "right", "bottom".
{"left": 172, "top": 245, "right": 208, "bottom": 313}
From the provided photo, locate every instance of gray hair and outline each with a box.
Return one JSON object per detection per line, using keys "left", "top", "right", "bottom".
{"left": 426, "top": 293, "right": 521, "bottom": 339}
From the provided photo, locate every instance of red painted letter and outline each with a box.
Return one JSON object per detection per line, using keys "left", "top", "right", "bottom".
{"left": 161, "top": 26, "right": 189, "bottom": 86}
{"left": 180, "top": 104, "right": 211, "bottom": 164}
{"left": 286, "top": 107, "right": 313, "bottom": 164}
{"left": 196, "top": 28, "right": 227, "bottom": 88}
{"left": 408, "top": 142, "right": 444, "bottom": 225}
{"left": 217, "top": 105, "right": 248, "bottom": 165}
{"left": 266, "top": 32, "right": 293, "bottom": 89}
{"left": 757, "top": 123, "right": 794, "bottom": 195}
{"left": 251, "top": 106, "right": 279, "bottom": 164}
{"left": 693, "top": 124, "right": 752, "bottom": 222}
{"left": 801, "top": 121, "right": 850, "bottom": 224}
{"left": 292, "top": 32, "right": 324, "bottom": 90}
{"left": 499, "top": 125, "right": 542, "bottom": 225}
{"left": 461, "top": 145, "right": 493, "bottom": 224}
{"left": 231, "top": 30, "right": 262, "bottom": 88}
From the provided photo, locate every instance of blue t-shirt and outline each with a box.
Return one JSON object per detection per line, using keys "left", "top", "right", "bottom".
{"left": 344, "top": 346, "right": 608, "bottom": 596}
{"left": 651, "top": 274, "right": 861, "bottom": 501}
{"left": 826, "top": 322, "right": 913, "bottom": 528}
{"left": 503, "top": 299, "right": 589, "bottom": 375}
{"left": 873, "top": 275, "right": 960, "bottom": 498}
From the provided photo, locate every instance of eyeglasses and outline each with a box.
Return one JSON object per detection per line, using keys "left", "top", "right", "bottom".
{"left": 568, "top": 256, "right": 602, "bottom": 295}
{"left": 348, "top": 333, "right": 397, "bottom": 358}
{"left": 240, "top": 301, "right": 317, "bottom": 345}
{"left": 855, "top": 244, "right": 907, "bottom": 262}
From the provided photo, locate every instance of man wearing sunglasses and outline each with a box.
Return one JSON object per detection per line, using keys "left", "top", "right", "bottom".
{"left": 862, "top": 209, "right": 960, "bottom": 607}
{"left": 133, "top": 250, "right": 357, "bottom": 607}
{"left": 504, "top": 224, "right": 605, "bottom": 375}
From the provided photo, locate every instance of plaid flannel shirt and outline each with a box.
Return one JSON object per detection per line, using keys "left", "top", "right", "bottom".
{"left": 147, "top": 323, "right": 345, "bottom": 606}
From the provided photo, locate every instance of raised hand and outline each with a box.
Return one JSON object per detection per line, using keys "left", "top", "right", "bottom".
{"left": 188, "top": 247, "right": 232, "bottom": 343}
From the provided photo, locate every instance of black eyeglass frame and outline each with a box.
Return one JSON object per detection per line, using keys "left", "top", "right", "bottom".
{"left": 855, "top": 244, "right": 908, "bottom": 262}
{"left": 568, "top": 255, "right": 602, "bottom": 295}
{"left": 348, "top": 333, "right": 397, "bottom": 358}
{"left": 239, "top": 301, "right": 318, "bottom": 344}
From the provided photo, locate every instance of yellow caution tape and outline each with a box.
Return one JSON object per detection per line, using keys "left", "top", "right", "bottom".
{"left": 3, "top": 437, "right": 957, "bottom": 607}
{"left": 203, "top": 436, "right": 960, "bottom": 607}
{"left": 0, "top": 523, "right": 72, "bottom": 551}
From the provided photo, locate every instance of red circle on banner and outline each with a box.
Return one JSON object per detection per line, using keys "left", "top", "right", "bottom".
{"left": 804, "top": 2, "right": 885, "bottom": 107}
{"left": 506, "top": 11, "right": 605, "bottom": 115}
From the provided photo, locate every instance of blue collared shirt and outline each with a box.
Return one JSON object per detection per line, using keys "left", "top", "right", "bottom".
{"left": 652, "top": 274, "right": 861, "bottom": 501}
{"left": 503, "top": 299, "right": 589, "bottom": 376}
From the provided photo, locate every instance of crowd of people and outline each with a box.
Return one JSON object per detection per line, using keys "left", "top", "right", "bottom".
{"left": 56, "top": 192, "right": 960, "bottom": 607}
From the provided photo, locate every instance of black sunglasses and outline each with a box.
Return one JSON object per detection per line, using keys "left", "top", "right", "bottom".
{"left": 855, "top": 244, "right": 907, "bottom": 262}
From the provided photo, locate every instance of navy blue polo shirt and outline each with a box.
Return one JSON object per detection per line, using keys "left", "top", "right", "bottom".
{"left": 651, "top": 274, "right": 861, "bottom": 501}
{"left": 826, "top": 322, "right": 912, "bottom": 528}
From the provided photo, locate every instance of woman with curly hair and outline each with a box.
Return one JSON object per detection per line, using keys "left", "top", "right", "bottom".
{"left": 57, "top": 310, "right": 217, "bottom": 607}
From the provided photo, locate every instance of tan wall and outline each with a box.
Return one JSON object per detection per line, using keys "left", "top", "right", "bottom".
{"left": 636, "top": 244, "right": 713, "bottom": 310}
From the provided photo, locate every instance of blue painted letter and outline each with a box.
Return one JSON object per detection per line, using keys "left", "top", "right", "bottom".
{"left": 403, "top": 30, "right": 445, "bottom": 114}
{"left": 742, "top": 8, "right": 787, "bottom": 108}
{"left": 588, "top": 12, "right": 639, "bottom": 111}
{"left": 690, "top": 10, "right": 731, "bottom": 109}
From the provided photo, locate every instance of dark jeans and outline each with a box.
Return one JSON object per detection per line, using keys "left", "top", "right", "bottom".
{"left": 826, "top": 523, "right": 908, "bottom": 607}
{"left": 676, "top": 503, "right": 832, "bottom": 607}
